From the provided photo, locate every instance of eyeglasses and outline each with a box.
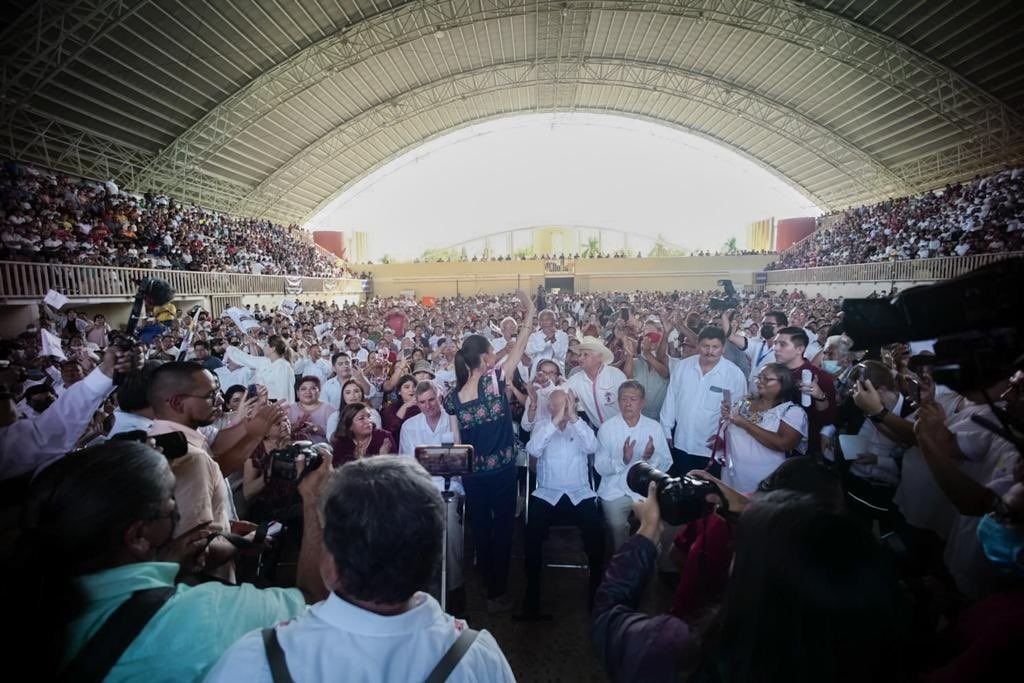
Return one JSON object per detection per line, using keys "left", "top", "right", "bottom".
{"left": 756, "top": 375, "right": 780, "bottom": 384}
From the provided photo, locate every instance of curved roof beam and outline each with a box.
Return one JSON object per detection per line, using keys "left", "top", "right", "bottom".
{"left": 134, "top": 0, "right": 1024, "bottom": 203}
{"left": 0, "top": 0, "right": 154, "bottom": 126}
{"left": 232, "top": 58, "right": 909, "bottom": 221}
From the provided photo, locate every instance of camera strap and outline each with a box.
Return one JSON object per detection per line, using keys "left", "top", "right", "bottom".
{"left": 59, "top": 586, "right": 176, "bottom": 683}
{"left": 261, "top": 626, "right": 479, "bottom": 683}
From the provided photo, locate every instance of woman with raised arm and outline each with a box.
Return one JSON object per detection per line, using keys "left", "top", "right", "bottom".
{"left": 442, "top": 290, "right": 536, "bottom": 613}
{"left": 224, "top": 334, "right": 295, "bottom": 403}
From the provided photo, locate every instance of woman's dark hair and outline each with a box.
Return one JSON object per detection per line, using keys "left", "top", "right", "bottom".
{"left": 267, "top": 334, "right": 288, "bottom": 358}
{"left": 396, "top": 374, "right": 416, "bottom": 390}
{"left": 338, "top": 402, "right": 368, "bottom": 439}
{"left": 222, "top": 384, "right": 246, "bottom": 406}
{"left": 704, "top": 492, "right": 906, "bottom": 683}
{"left": 755, "top": 456, "right": 844, "bottom": 510}
{"left": 323, "top": 457, "right": 443, "bottom": 604}
{"left": 454, "top": 334, "right": 491, "bottom": 390}
{"left": 15, "top": 441, "right": 173, "bottom": 672}
{"left": 340, "top": 379, "right": 365, "bottom": 404}
{"left": 298, "top": 375, "right": 321, "bottom": 389}
{"left": 760, "top": 362, "right": 799, "bottom": 405}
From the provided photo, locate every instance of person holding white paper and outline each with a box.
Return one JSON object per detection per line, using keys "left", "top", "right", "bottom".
{"left": 224, "top": 334, "right": 295, "bottom": 403}
{"left": 721, "top": 363, "right": 807, "bottom": 493}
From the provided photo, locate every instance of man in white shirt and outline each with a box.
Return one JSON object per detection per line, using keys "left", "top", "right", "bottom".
{"left": 596, "top": 381, "right": 673, "bottom": 552}
{"left": 520, "top": 390, "right": 605, "bottom": 619}
{"left": 490, "top": 317, "right": 518, "bottom": 358}
{"left": 660, "top": 326, "right": 748, "bottom": 477}
{"left": 0, "top": 345, "right": 139, "bottom": 481}
{"left": 728, "top": 310, "right": 786, "bottom": 389}
{"left": 207, "top": 457, "right": 515, "bottom": 683}
{"left": 565, "top": 337, "right": 627, "bottom": 429}
{"left": 321, "top": 352, "right": 374, "bottom": 409}
{"left": 526, "top": 309, "right": 569, "bottom": 364}
{"left": 399, "top": 381, "right": 465, "bottom": 597}
{"left": 293, "top": 343, "right": 331, "bottom": 384}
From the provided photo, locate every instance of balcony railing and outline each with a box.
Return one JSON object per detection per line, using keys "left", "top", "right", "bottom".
{"left": 765, "top": 251, "right": 1024, "bottom": 285}
{"left": 0, "top": 261, "right": 364, "bottom": 301}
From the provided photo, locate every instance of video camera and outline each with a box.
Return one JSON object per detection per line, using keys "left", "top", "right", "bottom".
{"left": 627, "top": 462, "right": 726, "bottom": 526}
{"left": 708, "top": 279, "right": 740, "bottom": 311}
{"left": 842, "top": 258, "right": 1024, "bottom": 393}
{"left": 268, "top": 441, "right": 324, "bottom": 482}
{"left": 107, "top": 277, "right": 176, "bottom": 352}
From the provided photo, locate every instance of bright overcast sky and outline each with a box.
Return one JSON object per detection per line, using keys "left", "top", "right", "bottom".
{"left": 305, "top": 113, "right": 820, "bottom": 261}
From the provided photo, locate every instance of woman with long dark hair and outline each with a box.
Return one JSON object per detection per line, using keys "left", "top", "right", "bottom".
{"left": 331, "top": 402, "right": 395, "bottom": 466}
{"left": 720, "top": 362, "right": 807, "bottom": 494}
{"left": 592, "top": 489, "right": 907, "bottom": 683}
{"left": 442, "top": 290, "right": 535, "bottom": 613}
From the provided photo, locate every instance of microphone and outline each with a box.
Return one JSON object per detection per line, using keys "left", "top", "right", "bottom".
{"left": 801, "top": 369, "right": 813, "bottom": 407}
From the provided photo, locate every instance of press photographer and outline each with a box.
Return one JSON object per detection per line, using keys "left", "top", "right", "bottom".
{"left": 592, "top": 477, "right": 906, "bottom": 682}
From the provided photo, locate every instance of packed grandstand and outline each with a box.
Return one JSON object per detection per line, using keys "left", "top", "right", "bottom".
{"left": 2, "top": 2, "right": 1024, "bottom": 682}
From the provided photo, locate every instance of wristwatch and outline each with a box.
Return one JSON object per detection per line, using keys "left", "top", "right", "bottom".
{"left": 868, "top": 407, "right": 889, "bottom": 423}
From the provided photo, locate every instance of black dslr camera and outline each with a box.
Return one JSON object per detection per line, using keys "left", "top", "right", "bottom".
{"left": 627, "top": 462, "right": 726, "bottom": 526}
{"left": 268, "top": 441, "right": 324, "bottom": 482}
{"left": 708, "top": 279, "right": 740, "bottom": 311}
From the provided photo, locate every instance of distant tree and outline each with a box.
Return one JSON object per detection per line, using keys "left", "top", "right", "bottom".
{"left": 721, "top": 236, "right": 738, "bottom": 253}
{"left": 648, "top": 233, "right": 687, "bottom": 257}
{"left": 581, "top": 237, "right": 601, "bottom": 258}
{"left": 380, "top": 253, "right": 393, "bottom": 264}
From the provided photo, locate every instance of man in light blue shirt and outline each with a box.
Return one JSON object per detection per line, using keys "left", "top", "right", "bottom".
{"left": 22, "top": 440, "right": 329, "bottom": 682}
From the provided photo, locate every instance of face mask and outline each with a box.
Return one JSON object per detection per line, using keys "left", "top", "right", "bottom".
{"left": 822, "top": 359, "right": 841, "bottom": 374}
{"left": 976, "top": 514, "right": 1024, "bottom": 576}
{"left": 759, "top": 324, "right": 775, "bottom": 340}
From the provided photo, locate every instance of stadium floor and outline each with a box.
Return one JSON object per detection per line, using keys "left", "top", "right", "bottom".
{"left": 459, "top": 511, "right": 677, "bottom": 682}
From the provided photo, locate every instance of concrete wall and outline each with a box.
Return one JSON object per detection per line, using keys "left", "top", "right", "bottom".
{"left": 365, "top": 255, "right": 775, "bottom": 298}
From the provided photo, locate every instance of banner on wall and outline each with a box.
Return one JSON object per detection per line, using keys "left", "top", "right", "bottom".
{"left": 285, "top": 276, "right": 303, "bottom": 295}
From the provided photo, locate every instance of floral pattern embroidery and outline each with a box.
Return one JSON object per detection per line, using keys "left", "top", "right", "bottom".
{"left": 443, "top": 373, "right": 515, "bottom": 471}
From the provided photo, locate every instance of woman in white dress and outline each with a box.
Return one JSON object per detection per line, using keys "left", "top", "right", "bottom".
{"left": 224, "top": 335, "right": 295, "bottom": 403}
{"left": 721, "top": 363, "right": 808, "bottom": 494}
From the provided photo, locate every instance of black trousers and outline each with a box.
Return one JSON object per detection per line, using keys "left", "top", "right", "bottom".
{"left": 524, "top": 494, "right": 605, "bottom": 612}
{"left": 669, "top": 447, "right": 721, "bottom": 478}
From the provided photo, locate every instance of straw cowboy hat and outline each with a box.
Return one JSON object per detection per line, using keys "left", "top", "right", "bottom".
{"left": 576, "top": 336, "right": 614, "bottom": 365}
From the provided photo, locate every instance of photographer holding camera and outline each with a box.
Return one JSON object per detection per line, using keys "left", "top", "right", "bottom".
{"left": 16, "top": 439, "right": 329, "bottom": 681}
{"left": 591, "top": 480, "right": 906, "bottom": 682}
{"left": 207, "top": 457, "right": 515, "bottom": 682}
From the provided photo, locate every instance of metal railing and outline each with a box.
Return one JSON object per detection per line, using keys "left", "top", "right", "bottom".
{"left": 765, "top": 251, "right": 1023, "bottom": 285}
{"left": 0, "top": 261, "right": 363, "bottom": 301}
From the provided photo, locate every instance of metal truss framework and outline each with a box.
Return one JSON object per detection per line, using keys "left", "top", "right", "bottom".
{"left": 3, "top": 0, "right": 1023, "bottom": 220}
{"left": 233, "top": 58, "right": 916, "bottom": 223}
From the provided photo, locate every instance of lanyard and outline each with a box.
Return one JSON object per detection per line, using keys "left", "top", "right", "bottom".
{"left": 755, "top": 340, "right": 771, "bottom": 367}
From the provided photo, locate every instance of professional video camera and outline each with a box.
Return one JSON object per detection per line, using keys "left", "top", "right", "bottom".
{"left": 107, "top": 277, "right": 176, "bottom": 351}
{"left": 708, "top": 279, "right": 740, "bottom": 311}
{"left": 627, "top": 462, "right": 726, "bottom": 526}
{"left": 268, "top": 441, "right": 324, "bottom": 482}
{"left": 842, "top": 257, "right": 1024, "bottom": 393}
{"left": 843, "top": 257, "right": 1024, "bottom": 452}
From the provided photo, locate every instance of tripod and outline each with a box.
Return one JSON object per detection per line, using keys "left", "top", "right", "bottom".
{"left": 440, "top": 476, "right": 457, "bottom": 613}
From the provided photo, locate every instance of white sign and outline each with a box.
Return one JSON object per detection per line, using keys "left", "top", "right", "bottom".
{"left": 40, "top": 328, "right": 67, "bottom": 360}
{"left": 285, "top": 275, "right": 303, "bottom": 295}
{"left": 224, "top": 307, "right": 261, "bottom": 333}
{"left": 44, "top": 289, "right": 69, "bottom": 310}
{"left": 278, "top": 298, "right": 298, "bottom": 317}
{"left": 314, "top": 322, "right": 333, "bottom": 339}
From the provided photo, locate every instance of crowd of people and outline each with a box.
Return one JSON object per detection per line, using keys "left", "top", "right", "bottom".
{"left": 767, "top": 165, "right": 1024, "bottom": 270}
{"left": 0, "top": 162, "right": 353, "bottom": 277}
{"left": 0, "top": 278, "right": 1020, "bottom": 681}
{"left": 405, "top": 248, "right": 775, "bottom": 264}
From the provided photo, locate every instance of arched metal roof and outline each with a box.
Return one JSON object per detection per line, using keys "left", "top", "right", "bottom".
{"left": 3, "top": 0, "right": 1024, "bottom": 225}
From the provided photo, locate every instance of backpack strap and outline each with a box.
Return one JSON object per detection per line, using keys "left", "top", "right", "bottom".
{"left": 424, "top": 628, "right": 479, "bottom": 683}
{"left": 58, "top": 586, "right": 176, "bottom": 683}
{"left": 261, "top": 628, "right": 295, "bottom": 683}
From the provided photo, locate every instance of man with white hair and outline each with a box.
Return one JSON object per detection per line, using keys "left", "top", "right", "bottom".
{"left": 520, "top": 389, "right": 604, "bottom": 619}
{"left": 565, "top": 337, "right": 627, "bottom": 429}
{"left": 490, "top": 317, "right": 519, "bottom": 358}
{"left": 526, "top": 309, "right": 569, "bottom": 364}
